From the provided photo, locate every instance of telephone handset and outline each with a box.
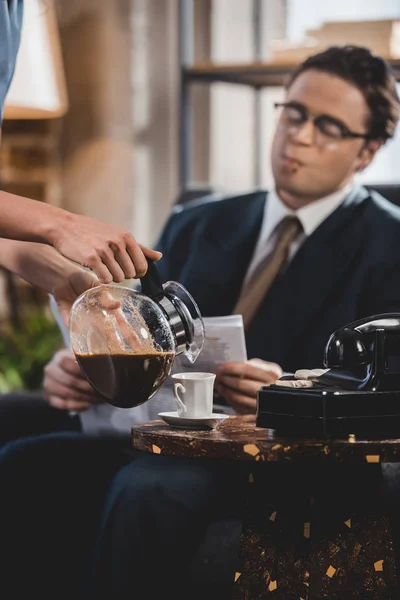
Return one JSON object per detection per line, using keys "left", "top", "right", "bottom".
{"left": 318, "top": 313, "right": 400, "bottom": 391}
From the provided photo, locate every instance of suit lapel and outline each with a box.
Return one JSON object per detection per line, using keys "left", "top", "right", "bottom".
{"left": 247, "top": 186, "right": 371, "bottom": 359}
{"left": 179, "top": 192, "right": 267, "bottom": 316}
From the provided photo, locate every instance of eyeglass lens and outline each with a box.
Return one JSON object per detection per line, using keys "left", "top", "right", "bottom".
{"left": 278, "top": 104, "right": 346, "bottom": 140}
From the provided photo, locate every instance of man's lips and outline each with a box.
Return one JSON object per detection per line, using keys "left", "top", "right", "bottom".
{"left": 281, "top": 154, "right": 304, "bottom": 168}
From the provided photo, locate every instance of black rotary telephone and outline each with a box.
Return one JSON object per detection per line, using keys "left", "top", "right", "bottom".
{"left": 256, "top": 314, "right": 400, "bottom": 438}
{"left": 320, "top": 313, "right": 400, "bottom": 392}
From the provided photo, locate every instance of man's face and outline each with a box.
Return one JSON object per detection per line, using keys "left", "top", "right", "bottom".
{"left": 271, "top": 69, "right": 379, "bottom": 204}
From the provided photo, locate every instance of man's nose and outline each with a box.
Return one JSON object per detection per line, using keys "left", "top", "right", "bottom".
{"left": 290, "top": 119, "right": 314, "bottom": 146}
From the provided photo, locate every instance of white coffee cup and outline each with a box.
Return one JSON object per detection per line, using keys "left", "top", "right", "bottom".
{"left": 172, "top": 372, "right": 216, "bottom": 418}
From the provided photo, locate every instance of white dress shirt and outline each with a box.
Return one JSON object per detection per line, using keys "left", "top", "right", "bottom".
{"left": 243, "top": 183, "right": 354, "bottom": 287}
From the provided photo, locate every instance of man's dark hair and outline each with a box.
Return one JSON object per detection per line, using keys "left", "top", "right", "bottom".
{"left": 288, "top": 45, "right": 400, "bottom": 141}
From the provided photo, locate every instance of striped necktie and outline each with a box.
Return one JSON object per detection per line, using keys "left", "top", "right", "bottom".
{"left": 233, "top": 215, "right": 303, "bottom": 329}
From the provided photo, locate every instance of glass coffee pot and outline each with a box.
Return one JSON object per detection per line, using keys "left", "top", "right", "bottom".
{"left": 69, "top": 260, "right": 204, "bottom": 409}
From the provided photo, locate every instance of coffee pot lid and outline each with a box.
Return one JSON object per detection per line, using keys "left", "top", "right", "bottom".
{"left": 140, "top": 260, "right": 204, "bottom": 363}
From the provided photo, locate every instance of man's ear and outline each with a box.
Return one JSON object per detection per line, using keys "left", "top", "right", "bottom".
{"left": 357, "top": 139, "right": 384, "bottom": 172}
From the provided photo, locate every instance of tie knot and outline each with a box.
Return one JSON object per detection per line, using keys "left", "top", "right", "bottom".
{"left": 279, "top": 214, "right": 302, "bottom": 232}
{"left": 275, "top": 215, "right": 303, "bottom": 248}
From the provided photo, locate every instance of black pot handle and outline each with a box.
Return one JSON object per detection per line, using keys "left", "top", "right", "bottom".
{"left": 139, "top": 259, "right": 164, "bottom": 301}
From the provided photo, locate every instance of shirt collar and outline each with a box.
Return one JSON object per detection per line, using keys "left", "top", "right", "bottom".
{"left": 266, "top": 182, "right": 353, "bottom": 237}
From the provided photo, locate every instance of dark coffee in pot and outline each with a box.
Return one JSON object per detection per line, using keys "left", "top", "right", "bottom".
{"left": 75, "top": 351, "right": 175, "bottom": 408}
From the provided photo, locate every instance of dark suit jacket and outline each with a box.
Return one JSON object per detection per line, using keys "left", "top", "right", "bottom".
{"left": 154, "top": 186, "right": 400, "bottom": 373}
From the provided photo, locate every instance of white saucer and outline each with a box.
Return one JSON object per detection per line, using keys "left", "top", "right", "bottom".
{"left": 158, "top": 411, "right": 229, "bottom": 430}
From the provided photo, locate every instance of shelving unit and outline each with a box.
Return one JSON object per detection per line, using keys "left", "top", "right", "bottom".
{"left": 184, "top": 60, "right": 400, "bottom": 87}
{"left": 178, "top": 0, "right": 270, "bottom": 193}
{"left": 178, "top": 0, "right": 400, "bottom": 194}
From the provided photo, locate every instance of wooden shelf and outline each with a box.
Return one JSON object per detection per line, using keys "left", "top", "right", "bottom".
{"left": 184, "top": 59, "right": 400, "bottom": 88}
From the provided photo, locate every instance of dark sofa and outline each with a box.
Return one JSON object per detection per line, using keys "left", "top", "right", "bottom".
{"left": 177, "top": 184, "right": 400, "bottom": 210}
{"left": 365, "top": 184, "right": 400, "bottom": 207}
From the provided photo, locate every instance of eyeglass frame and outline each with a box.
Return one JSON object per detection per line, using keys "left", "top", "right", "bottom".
{"left": 274, "top": 101, "right": 375, "bottom": 141}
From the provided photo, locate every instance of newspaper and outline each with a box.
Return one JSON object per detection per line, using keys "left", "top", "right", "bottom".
{"left": 173, "top": 314, "right": 247, "bottom": 374}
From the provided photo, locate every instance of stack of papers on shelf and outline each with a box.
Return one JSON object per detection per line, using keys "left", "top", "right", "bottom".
{"left": 270, "top": 19, "right": 400, "bottom": 63}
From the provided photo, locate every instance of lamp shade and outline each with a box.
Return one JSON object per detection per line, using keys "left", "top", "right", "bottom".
{"left": 3, "top": 0, "right": 68, "bottom": 119}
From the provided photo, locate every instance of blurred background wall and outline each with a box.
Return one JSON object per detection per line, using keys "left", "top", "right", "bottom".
{"left": 4, "top": 0, "right": 400, "bottom": 246}
{"left": 55, "top": 0, "right": 179, "bottom": 248}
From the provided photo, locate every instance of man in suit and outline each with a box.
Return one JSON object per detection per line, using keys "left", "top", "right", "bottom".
{"left": 149, "top": 45, "right": 400, "bottom": 413}
{"left": 87, "top": 45, "right": 400, "bottom": 599}
{"left": 34, "top": 45, "right": 400, "bottom": 424}
{"left": 1, "top": 44, "right": 400, "bottom": 600}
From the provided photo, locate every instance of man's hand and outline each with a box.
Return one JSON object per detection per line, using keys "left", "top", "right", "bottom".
{"left": 215, "top": 358, "right": 283, "bottom": 414}
{"left": 43, "top": 349, "right": 104, "bottom": 412}
{"left": 52, "top": 214, "right": 162, "bottom": 284}
{"left": 0, "top": 0, "right": 23, "bottom": 117}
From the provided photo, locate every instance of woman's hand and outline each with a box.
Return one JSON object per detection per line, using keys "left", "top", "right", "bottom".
{"left": 52, "top": 269, "right": 101, "bottom": 327}
{"left": 51, "top": 214, "right": 162, "bottom": 284}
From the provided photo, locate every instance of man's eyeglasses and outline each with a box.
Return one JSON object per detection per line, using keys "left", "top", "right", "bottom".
{"left": 274, "top": 102, "right": 373, "bottom": 141}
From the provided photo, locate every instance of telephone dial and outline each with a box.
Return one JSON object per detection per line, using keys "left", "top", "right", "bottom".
{"left": 256, "top": 314, "right": 400, "bottom": 438}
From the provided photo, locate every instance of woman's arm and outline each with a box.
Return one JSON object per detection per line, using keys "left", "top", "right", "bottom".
{"left": 0, "top": 238, "right": 99, "bottom": 324}
{"left": 0, "top": 190, "right": 162, "bottom": 284}
{"left": 0, "top": 1, "right": 161, "bottom": 283}
{"left": 0, "top": 238, "right": 84, "bottom": 292}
